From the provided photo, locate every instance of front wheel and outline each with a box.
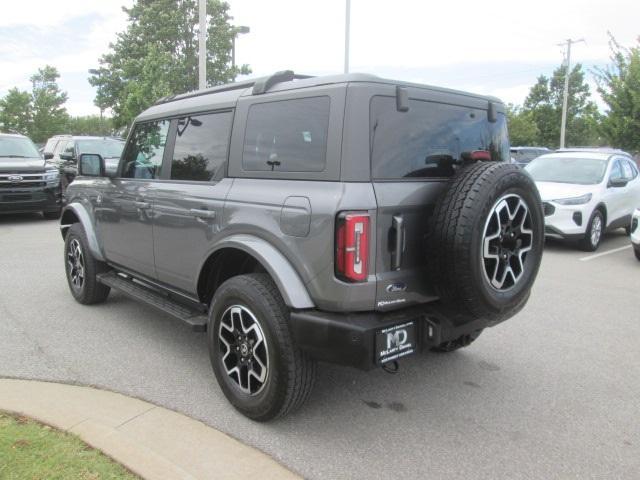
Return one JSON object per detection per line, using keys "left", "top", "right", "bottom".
{"left": 208, "top": 274, "right": 316, "bottom": 421}
{"left": 64, "top": 224, "right": 110, "bottom": 304}
{"left": 581, "top": 210, "right": 604, "bottom": 252}
{"left": 634, "top": 246, "right": 640, "bottom": 261}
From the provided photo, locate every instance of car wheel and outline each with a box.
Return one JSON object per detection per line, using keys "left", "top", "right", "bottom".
{"left": 634, "top": 246, "right": 640, "bottom": 261}
{"left": 64, "top": 224, "right": 110, "bottom": 304}
{"left": 581, "top": 210, "right": 604, "bottom": 252}
{"left": 43, "top": 209, "right": 61, "bottom": 220}
{"left": 431, "top": 330, "right": 483, "bottom": 353}
{"left": 208, "top": 273, "right": 316, "bottom": 421}
{"left": 625, "top": 225, "right": 632, "bottom": 236}
{"left": 426, "top": 161, "right": 544, "bottom": 324}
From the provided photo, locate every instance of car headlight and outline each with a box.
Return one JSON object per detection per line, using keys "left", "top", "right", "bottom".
{"left": 44, "top": 170, "right": 59, "bottom": 182}
{"left": 552, "top": 193, "right": 592, "bottom": 205}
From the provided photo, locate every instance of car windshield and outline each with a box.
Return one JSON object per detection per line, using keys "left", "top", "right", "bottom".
{"left": 76, "top": 139, "right": 125, "bottom": 158}
{"left": 525, "top": 156, "right": 608, "bottom": 185}
{"left": 511, "top": 149, "right": 545, "bottom": 163}
{"left": 0, "top": 136, "right": 41, "bottom": 159}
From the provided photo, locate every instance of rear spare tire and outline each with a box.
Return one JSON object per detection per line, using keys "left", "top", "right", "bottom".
{"left": 427, "top": 161, "right": 544, "bottom": 324}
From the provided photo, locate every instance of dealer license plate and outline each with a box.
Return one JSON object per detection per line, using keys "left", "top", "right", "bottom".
{"left": 375, "top": 321, "right": 417, "bottom": 364}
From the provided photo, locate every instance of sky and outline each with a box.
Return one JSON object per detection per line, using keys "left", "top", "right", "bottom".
{"left": 1, "top": 0, "right": 639, "bottom": 116}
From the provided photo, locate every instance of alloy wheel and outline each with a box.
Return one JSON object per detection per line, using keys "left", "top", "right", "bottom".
{"left": 218, "top": 305, "right": 269, "bottom": 395}
{"left": 66, "top": 238, "right": 85, "bottom": 291}
{"left": 590, "top": 215, "right": 602, "bottom": 247}
{"left": 482, "top": 194, "right": 534, "bottom": 290}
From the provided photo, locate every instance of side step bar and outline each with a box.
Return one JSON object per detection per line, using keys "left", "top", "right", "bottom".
{"left": 97, "top": 272, "right": 208, "bottom": 332}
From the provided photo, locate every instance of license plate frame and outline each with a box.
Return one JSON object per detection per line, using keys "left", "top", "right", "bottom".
{"left": 375, "top": 320, "right": 417, "bottom": 365}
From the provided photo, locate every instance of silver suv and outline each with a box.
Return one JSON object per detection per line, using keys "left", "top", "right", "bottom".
{"left": 60, "top": 71, "right": 544, "bottom": 421}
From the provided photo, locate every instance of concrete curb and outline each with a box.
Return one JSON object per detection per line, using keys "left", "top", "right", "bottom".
{"left": 0, "top": 379, "right": 300, "bottom": 480}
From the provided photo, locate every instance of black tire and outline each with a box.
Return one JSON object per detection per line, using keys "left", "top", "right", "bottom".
{"left": 634, "top": 246, "right": 640, "bottom": 261}
{"left": 431, "top": 330, "right": 483, "bottom": 353}
{"left": 427, "top": 161, "right": 544, "bottom": 324}
{"left": 208, "top": 273, "right": 316, "bottom": 421}
{"left": 625, "top": 225, "right": 632, "bottom": 236}
{"left": 64, "top": 224, "right": 110, "bottom": 304}
{"left": 580, "top": 210, "right": 604, "bottom": 252}
{"left": 43, "top": 209, "right": 61, "bottom": 220}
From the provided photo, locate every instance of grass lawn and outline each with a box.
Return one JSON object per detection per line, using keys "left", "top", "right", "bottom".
{"left": 0, "top": 411, "right": 139, "bottom": 479}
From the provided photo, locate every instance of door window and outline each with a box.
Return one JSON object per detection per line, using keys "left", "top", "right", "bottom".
{"left": 121, "top": 120, "right": 170, "bottom": 179}
{"left": 53, "top": 140, "right": 69, "bottom": 156}
{"left": 609, "top": 160, "right": 623, "bottom": 182}
{"left": 622, "top": 159, "right": 636, "bottom": 180}
{"left": 170, "top": 112, "right": 233, "bottom": 181}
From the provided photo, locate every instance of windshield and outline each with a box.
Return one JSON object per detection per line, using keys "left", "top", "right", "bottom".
{"left": 370, "top": 96, "right": 510, "bottom": 179}
{"left": 76, "top": 139, "right": 125, "bottom": 158}
{"left": 0, "top": 136, "right": 41, "bottom": 159}
{"left": 525, "top": 156, "right": 608, "bottom": 185}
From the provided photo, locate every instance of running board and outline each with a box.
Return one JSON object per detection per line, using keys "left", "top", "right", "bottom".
{"left": 97, "top": 272, "right": 208, "bottom": 332}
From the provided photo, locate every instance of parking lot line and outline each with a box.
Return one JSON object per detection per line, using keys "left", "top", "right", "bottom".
{"left": 579, "top": 245, "right": 631, "bottom": 262}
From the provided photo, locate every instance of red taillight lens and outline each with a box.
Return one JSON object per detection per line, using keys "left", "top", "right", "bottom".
{"left": 335, "top": 212, "right": 370, "bottom": 282}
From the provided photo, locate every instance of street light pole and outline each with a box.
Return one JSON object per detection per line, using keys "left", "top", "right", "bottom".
{"left": 198, "top": 0, "right": 206, "bottom": 90}
{"left": 558, "top": 38, "right": 584, "bottom": 148}
{"left": 344, "top": 0, "right": 350, "bottom": 74}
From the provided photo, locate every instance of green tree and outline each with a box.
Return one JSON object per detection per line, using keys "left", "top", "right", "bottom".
{"left": 506, "top": 104, "right": 540, "bottom": 146}
{"left": 89, "top": 0, "right": 250, "bottom": 129}
{"left": 0, "top": 88, "right": 33, "bottom": 135}
{"left": 67, "top": 115, "right": 116, "bottom": 136}
{"left": 594, "top": 34, "right": 640, "bottom": 153}
{"left": 523, "top": 63, "right": 601, "bottom": 147}
{"left": 30, "top": 66, "right": 69, "bottom": 143}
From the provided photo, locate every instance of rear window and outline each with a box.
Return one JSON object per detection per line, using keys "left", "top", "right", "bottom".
{"left": 242, "top": 96, "right": 330, "bottom": 172}
{"left": 370, "top": 96, "right": 509, "bottom": 179}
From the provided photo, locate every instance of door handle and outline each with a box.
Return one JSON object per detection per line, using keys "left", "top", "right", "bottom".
{"left": 189, "top": 208, "right": 216, "bottom": 219}
{"left": 392, "top": 215, "right": 405, "bottom": 270}
{"left": 134, "top": 201, "right": 150, "bottom": 210}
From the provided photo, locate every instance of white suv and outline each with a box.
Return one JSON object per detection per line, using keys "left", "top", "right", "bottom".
{"left": 525, "top": 149, "right": 640, "bottom": 251}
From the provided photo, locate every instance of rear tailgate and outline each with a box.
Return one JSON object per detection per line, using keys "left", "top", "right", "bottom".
{"left": 370, "top": 95, "right": 509, "bottom": 311}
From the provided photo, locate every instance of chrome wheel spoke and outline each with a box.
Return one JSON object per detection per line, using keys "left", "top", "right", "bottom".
{"left": 218, "top": 304, "right": 269, "bottom": 396}
{"left": 67, "top": 239, "right": 85, "bottom": 291}
{"left": 482, "top": 194, "right": 534, "bottom": 291}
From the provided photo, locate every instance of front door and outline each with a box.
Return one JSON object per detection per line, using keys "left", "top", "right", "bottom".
{"left": 96, "top": 119, "right": 170, "bottom": 279}
{"left": 152, "top": 111, "right": 234, "bottom": 294}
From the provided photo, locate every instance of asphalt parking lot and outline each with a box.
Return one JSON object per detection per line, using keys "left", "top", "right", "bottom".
{"left": 1, "top": 214, "right": 639, "bottom": 480}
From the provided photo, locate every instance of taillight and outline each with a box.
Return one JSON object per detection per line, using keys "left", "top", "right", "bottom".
{"left": 335, "top": 212, "right": 370, "bottom": 282}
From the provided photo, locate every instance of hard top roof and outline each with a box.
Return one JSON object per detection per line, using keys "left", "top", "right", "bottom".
{"left": 138, "top": 71, "right": 503, "bottom": 122}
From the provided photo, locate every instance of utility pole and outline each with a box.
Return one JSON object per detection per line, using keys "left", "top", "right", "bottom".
{"left": 558, "top": 38, "right": 584, "bottom": 148}
{"left": 198, "top": 0, "right": 206, "bottom": 90}
{"left": 344, "top": 0, "right": 351, "bottom": 74}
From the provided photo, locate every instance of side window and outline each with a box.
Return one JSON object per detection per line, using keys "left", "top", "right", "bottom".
{"left": 242, "top": 96, "right": 330, "bottom": 172}
{"left": 609, "top": 159, "right": 623, "bottom": 182}
{"left": 121, "top": 120, "right": 170, "bottom": 179}
{"left": 44, "top": 138, "right": 57, "bottom": 154}
{"left": 170, "top": 112, "right": 233, "bottom": 181}
{"left": 53, "top": 140, "right": 68, "bottom": 156}
{"left": 62, "top": 141, "right": 76, "bottom": 158}
{"left": 622, "top": 159, "right": 636, "bottom": 180}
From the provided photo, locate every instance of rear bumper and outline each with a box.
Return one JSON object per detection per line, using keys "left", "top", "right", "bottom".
{"left": 0, "top": 184, "right": 62, "bottom": 214}
{"left": 290, "top": 303, "right": 494, "bottom": 370}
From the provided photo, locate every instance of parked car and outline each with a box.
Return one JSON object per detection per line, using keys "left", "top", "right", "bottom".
{"left": 526, "top": 149, "right": 640, "bottom": 251}
{"left": 60, "top": 71, "right": 544, "bottom": 420}
{"left": 0, "top": 132, "right": 62, "bottom": 219}
{"left": 510, "top": 146, "right": 551, "bottom": 166}
{"left": 43, "top": 135, "right": 125, "bottom": 194}
{"left": 631, "top": 208, "right": 640, "bottom": 260}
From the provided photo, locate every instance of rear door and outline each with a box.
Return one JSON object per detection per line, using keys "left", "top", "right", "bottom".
{"left": 369, "top": 92, "right": 510, "bottom": 310}
{"left": 152, "top": 110, "right": 234, "bottom": 294}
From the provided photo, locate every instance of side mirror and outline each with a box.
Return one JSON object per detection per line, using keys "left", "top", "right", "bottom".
{"left": 609, "top": 177, "right": 628, "bottom": 188}
{"left": 78, "top": 153, "right": 105, "bottom": 177}
{"left": 44, "top": 152, "right": 53, "bottom": 160}
{"left": 60, "top": 152, "right": 75, "bottom": 161}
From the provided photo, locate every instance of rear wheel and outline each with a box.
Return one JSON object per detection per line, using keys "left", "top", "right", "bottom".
{"left": 581, "top": 210, "right": 604, "bottom": 252}
{"left": 208, "top": 274, "right": 316, "bottom": 421}
{"left": 427, "top": 161, "right": 544, "bottom": 323}
{"left": 634, "top": 246, "right": 640, "bottom": 261}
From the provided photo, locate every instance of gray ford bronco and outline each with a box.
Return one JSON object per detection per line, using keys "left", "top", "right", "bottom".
{"left": 60, "top": 71, "right": 544, "bottom": 421}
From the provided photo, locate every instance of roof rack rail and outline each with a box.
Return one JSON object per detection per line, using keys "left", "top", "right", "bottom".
{"left": 251, "top": 70, "right": 313, "bottom": 95}
{"left": 153, "top": 78, "right": 259, "bottom": 106}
